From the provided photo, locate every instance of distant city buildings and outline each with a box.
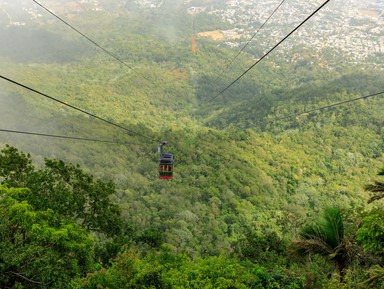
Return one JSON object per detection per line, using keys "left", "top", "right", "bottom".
{"left": 191, "top": 0, "right": 383, "bottom": 65}
{"left": 0, "top": 0, "right": 382, "bottom": 65}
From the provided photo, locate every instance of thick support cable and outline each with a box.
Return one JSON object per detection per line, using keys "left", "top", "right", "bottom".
{"left": 32, "top": 0, "right": 151, "bottom": 83}
{"left": 0, "top": 128, "right": 136, "bottom": 145}
{"left": 208, "top": 0, "right": 331, "bottom": 103}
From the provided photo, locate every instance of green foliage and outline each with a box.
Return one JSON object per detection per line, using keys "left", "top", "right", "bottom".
{"left": 0, "top": 144, "right": 34, "bottom": 187}
{"left": 357, "top": 209, "right": 384, "bottom": 255}
{"left": 80, "top": 249, "right": 304, "bottom": 289}
{"left": 0, "top": 186, "right": 93, "bottom": 288}
{"left": 302, "top": 208, "right": 344, "bottom": 249}
{"left": 354, "top": 167, "right": 384, "bottom": 288}
{"left": 135, "top": 228, "right": 165, "bottom": 249}
{"left": 232, "top": 226, "right": 288, "bottom": 265}
{"left": 0, "top": 145, "right": 122, "bottom": 237}
{"left": 0, "top": 146, "right": 128, "bottom": 287}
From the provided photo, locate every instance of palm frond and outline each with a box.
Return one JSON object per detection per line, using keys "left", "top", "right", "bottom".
{"left": 292, "top": 238, "right": 333, "bottom": 257}
{"left": 362, "top": 265, "right": 384, "bottom": 288}
{"left": 365, "top": 182, "right": 384, "bottom": 193}
{"left": 365, "top": 181, "right": 384, "bottom": 203}
{"left": 292, "top": 208, "right": 347, "bottom": 259}
{"left": 322, "top": 208, "right": 344, "bottom": 248}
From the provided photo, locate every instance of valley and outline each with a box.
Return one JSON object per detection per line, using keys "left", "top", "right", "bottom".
{"left": 0, "top": 0, "right": 383, "bottom": 288}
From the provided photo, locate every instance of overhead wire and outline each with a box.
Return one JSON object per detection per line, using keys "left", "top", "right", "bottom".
{"left": 32, "top": 0, "right": 151, "bottom": 84}
{"left": 0, "top": 128, "right": 137, "bottom": 145}
{"left": 246, "top": 90, "right": 384, "bottom": 127}
{"left": 32, "top": 0, "right": 173, "bottom": 126}
{"left": 269, "top": 90, "right": 384, "bottom": 122}
{"left": 5, "top": 92, "right": 379, "bottom": 144}
{"left": 2, "top": 3, "right": 379, "bottom": 156}
{"left": 3, "top": 2, "right": 172, "bottom": 147}
{"left": 0, "top": 74, "right": 155, "bottom": 142}
{"left": 213, "top": 0, "right": 286, "bottom": 85}
{"left": 207, "top": 0, "right": 331, "bottom": 103}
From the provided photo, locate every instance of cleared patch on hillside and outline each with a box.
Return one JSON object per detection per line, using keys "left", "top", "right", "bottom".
{"left": 197, "top": 30, "right": 240, "bottom": 41}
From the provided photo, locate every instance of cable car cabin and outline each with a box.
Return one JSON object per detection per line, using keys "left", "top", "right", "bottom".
{"left": 159, "top": 153, "right": 174, "bottom": 179}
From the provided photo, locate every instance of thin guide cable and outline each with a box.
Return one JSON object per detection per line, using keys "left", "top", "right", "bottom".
{"left": 0, "top": 128, "right": 137, "bottom": 145}
{"left": 270, "top": 90, "right": 384, "bottom": 122}
{"left": 0, "top": 74, "right": 154, "bottom": 141}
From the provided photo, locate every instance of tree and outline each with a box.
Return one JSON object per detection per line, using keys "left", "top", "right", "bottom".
{"left": 0, "top": 145, "right": 126, "bottom": 271}
{"left": 80, "top": 248, "right": 305, "bottom": 289}
{"left": 0, "top": 144, "right": 33, "bottom": 187}
{"left": 232, "top": 226, "right": 287, "bottom": 264}
{"left": 0, "top": 186, "right": 93, "bottom": 288}
{"left": 0, "top": 145, "right": 122, "bottom": 237}
{"left": 290, "top": 208, "right": 354, "bottom": 282}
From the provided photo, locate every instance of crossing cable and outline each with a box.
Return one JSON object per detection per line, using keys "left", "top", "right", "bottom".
{"left": 207, "top": 0, "right": 331, "bottom": 103}
{"left": 269, "top": 90, "right": 384, "bottom": 122}
{"left": 32, "top": 0, "right": 151, "bottom": 83}
{"left": 0, "top": 74, "right": 155, "bottom": 142}
{"left": 213, "top": 0, "right": 286, "bottom": 85}
{"left": 254, "top": 90, "right": 384, "bottom": 126}
{"left": 0, "top": 128, "right": 138, "bottom": 145}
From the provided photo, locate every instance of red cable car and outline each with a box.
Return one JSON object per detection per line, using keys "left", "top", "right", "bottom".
{"left": 159, "top": 142, "right": 173, "bottom": 180}
{"left": 159, "top": 153, "right": 174, "bottom": 179}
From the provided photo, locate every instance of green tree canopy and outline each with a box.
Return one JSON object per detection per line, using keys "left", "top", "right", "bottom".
{"left": 0, "top": 186, "right": 93, "bottom": 288}
{"left": 0, "top": 145, "right": 122, "bottom": 237}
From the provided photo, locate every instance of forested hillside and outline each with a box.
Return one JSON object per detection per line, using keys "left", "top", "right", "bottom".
{"left": 0, "top": 0, "right": 383, "bottom": 288}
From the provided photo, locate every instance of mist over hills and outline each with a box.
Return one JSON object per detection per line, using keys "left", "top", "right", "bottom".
{"left": 0, "top": 0, "right": 382, "bottom": 195}
{"left": 0, "top": 0, "right": 383, "bottom": 287}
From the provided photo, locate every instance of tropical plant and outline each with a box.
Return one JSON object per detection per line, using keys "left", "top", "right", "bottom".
{"left": 290, "top": 208, "right": 354, "bottom": 282}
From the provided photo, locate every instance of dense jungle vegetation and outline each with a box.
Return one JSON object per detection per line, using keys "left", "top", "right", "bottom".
{"left": 0, "top": 0, "right": 383, "bottom": 288}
